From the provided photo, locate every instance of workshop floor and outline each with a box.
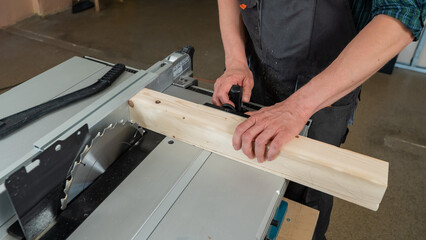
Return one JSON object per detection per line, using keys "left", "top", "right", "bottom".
{"left": 1, "top": 0, "right": 425, "bottom": 239}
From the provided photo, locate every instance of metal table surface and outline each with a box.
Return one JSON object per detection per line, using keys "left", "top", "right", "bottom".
{"left": 69, "top": 137, "right": 286, "bottom": 240}
{"left": 0, "top": 55, "right": 287, "bottom": 240}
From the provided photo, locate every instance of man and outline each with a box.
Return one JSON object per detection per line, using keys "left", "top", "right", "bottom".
{"left": 212, "top": 0, "right": 424, "bottom": 239}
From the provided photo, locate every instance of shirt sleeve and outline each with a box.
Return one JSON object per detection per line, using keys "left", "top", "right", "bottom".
{"left": 371, "top": 0, "right": 425, "bottom": 40}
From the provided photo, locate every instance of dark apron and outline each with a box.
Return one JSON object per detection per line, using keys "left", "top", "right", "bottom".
{"left": 238, "top": 1, "right": 361, "bottom": 239}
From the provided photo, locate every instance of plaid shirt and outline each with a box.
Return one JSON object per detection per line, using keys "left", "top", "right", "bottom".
{"left": 352, "top": 0, "right": 426, "bottom": 40}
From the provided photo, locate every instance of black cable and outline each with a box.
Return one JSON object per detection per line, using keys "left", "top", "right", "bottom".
{"left": 0, "top": 63, "right": 125, "bottom": 139}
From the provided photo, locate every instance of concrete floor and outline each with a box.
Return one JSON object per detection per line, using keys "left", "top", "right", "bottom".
{"left": 1, "top": 0, "right": 425, "bottom": 239}
{"left": 0, "top": 0, "right": 223, "bottom": 94}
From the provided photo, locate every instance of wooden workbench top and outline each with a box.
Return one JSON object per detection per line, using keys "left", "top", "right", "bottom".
{"left": 278, "top": 198, "right": 319, "bottom": 240}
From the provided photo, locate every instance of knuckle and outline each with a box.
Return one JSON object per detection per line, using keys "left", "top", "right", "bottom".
{"left": 219, "top": 97, "right": 228, "bottom": 104}
{"left": 255, "top": 136, "right": 266, "bottom": 146}
{"left": 270, "top": 139, "right": 283, "bottom": 150}
{"left": 269, "top": 143, "right": 278, "bottom": 153}
{"left": 269, "top": 137, "right": 279, "bottom": 147}
{"left": 247, "top": 116, "right": 257, "bottom": 124}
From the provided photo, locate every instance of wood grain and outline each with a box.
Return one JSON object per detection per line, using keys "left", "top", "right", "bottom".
{"left": 129, "top": 88, "right": 389, "bottom": 211}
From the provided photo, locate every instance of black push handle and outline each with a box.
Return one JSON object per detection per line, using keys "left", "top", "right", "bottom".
{"left": 228, "top": 85, "right": 243, "bottom": 112}
{"left": 0, "top": 63, "right": 126, "bottom": 139}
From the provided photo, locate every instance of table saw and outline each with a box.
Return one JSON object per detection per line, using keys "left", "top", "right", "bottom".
{"left": 0, "top": 48, "right": 315, "bottom": 240}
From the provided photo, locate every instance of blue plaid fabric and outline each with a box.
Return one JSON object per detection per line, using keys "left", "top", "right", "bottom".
{"left": 353, "top": 0, "right": 426, "bottom": 40}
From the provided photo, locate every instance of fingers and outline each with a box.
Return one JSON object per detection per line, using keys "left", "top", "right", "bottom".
{"left": 233, "top": 116, "right": 275, "bottom": 162}
{"left": 242, "top": 83, "right": 253, "bottom": 102}
{"left": 254, "top": 128, "right": 276, "bottom": 163}
{"left": 213, "top": 81, "right": 234, "bottom": 106}
{"left": 218, "top": 93, "right": 233, "bottom": 106}
{"left": 267, "top": 131, "right": 295, "bottom": 161}
{"left": 211, "top": 94, "right": 220, "bottom": 106}
{"left": 242, "top": 76, "right": 254, "bottom": 102}
{"left": 213, "top": 67, "right": 254, "bottom": 106}
{"left": 233, "top": 117, "right": 256, "bottom": 150}
{"left": 233, "top": 116, "right": 294, "bottom": 162}
{"left": 232, "top": 98, "right": 306, "bottom": 162}
{"left": 240, "top": 123, "right": 265, "bottom": 159}
{"left": 212, "top": 82, "right": 229, "bottom": 106}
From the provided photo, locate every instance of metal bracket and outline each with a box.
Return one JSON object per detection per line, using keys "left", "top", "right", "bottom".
{"left": 4, "top": 125, "right": 90, "bottom": 240}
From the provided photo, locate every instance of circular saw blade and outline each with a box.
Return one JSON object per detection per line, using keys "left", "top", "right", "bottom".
{"left": 61, "top": 120, "right": 144, "bottom": 209}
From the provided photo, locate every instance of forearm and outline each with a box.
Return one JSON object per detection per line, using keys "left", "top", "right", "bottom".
{"left": 218, "top": 0, "right": 247, "bottom": 68}
{"left": 292, "top": 14, "right": 414, "bottom": 117}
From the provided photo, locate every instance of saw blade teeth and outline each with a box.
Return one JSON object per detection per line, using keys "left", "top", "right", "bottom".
{"left": 70, "top": 161, "right": 82, "bottom": 176}
{"left": 61, "top": 120, "right": 145, "bottom": 210}
{"left": 61, "top": 177, "right": 73, "bottom": 210}
{"left": 89, "top": 131, "right": 105, "bottom": 151}
{"left": 60, "top": 195, "right": 68, "bottom": 210}
{"left": 83, "top": 144, "right": 90, "bottom": 153}
{"left": 63, "top": 181, "right": 71, "bottom": 198}
{"left": 106, "top": 123, "right": 114, "bottom": 130}
{"left": 64, "top": 178, "right": 72, "bottom": 191}
{"left": 79, "top": 145, "right": 91, "bottom": 163}
{"left": 103, "top": 124, "right": 113, "bottom": 133}
{"left": 60, "top": 200, "right": 66, "bottom": 210}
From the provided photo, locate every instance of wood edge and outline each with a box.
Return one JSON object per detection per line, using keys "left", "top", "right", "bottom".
{"left": 130, "top": 88, "right": 388, "bottom": 211}
{"left": 132, "top": 88, "right": 388, "bottom": 185}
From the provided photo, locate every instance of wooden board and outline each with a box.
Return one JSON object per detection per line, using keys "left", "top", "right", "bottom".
{"left": 129, "top": 88, "right": 388, "bottom": 210}
{"left": 278, "top": 198, "right": 319, "bottom": 240}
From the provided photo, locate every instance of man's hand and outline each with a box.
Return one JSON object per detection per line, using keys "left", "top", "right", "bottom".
{"left": 233, "top": 99, "right": 310, "bottom": 162}
{"left": 212, "top": 64, "right": 254, "bottom": 106}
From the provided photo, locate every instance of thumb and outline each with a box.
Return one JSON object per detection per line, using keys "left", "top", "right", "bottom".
{"left": 242, "top": 84, "right": 252, "bottom": 102}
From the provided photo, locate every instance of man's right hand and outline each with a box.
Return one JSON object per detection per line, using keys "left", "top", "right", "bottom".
{"left": 212, "top": 64, "right": 254, "bottom": 106}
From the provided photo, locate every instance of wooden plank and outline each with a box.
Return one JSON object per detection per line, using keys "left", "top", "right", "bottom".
{"left": 129, "top": 88, "right": 389, "bottom": 211}
{"left": 277, "top": 198, "right": 319, "bottom": 240}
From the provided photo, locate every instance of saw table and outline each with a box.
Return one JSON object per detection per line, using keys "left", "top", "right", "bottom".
{"left": 0, "top": 49, "right": 317, "bottom": 240}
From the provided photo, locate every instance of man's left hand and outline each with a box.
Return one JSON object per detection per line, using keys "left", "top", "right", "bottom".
{"left": 233, "top": 100, "right": 310, "bottom": 162}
